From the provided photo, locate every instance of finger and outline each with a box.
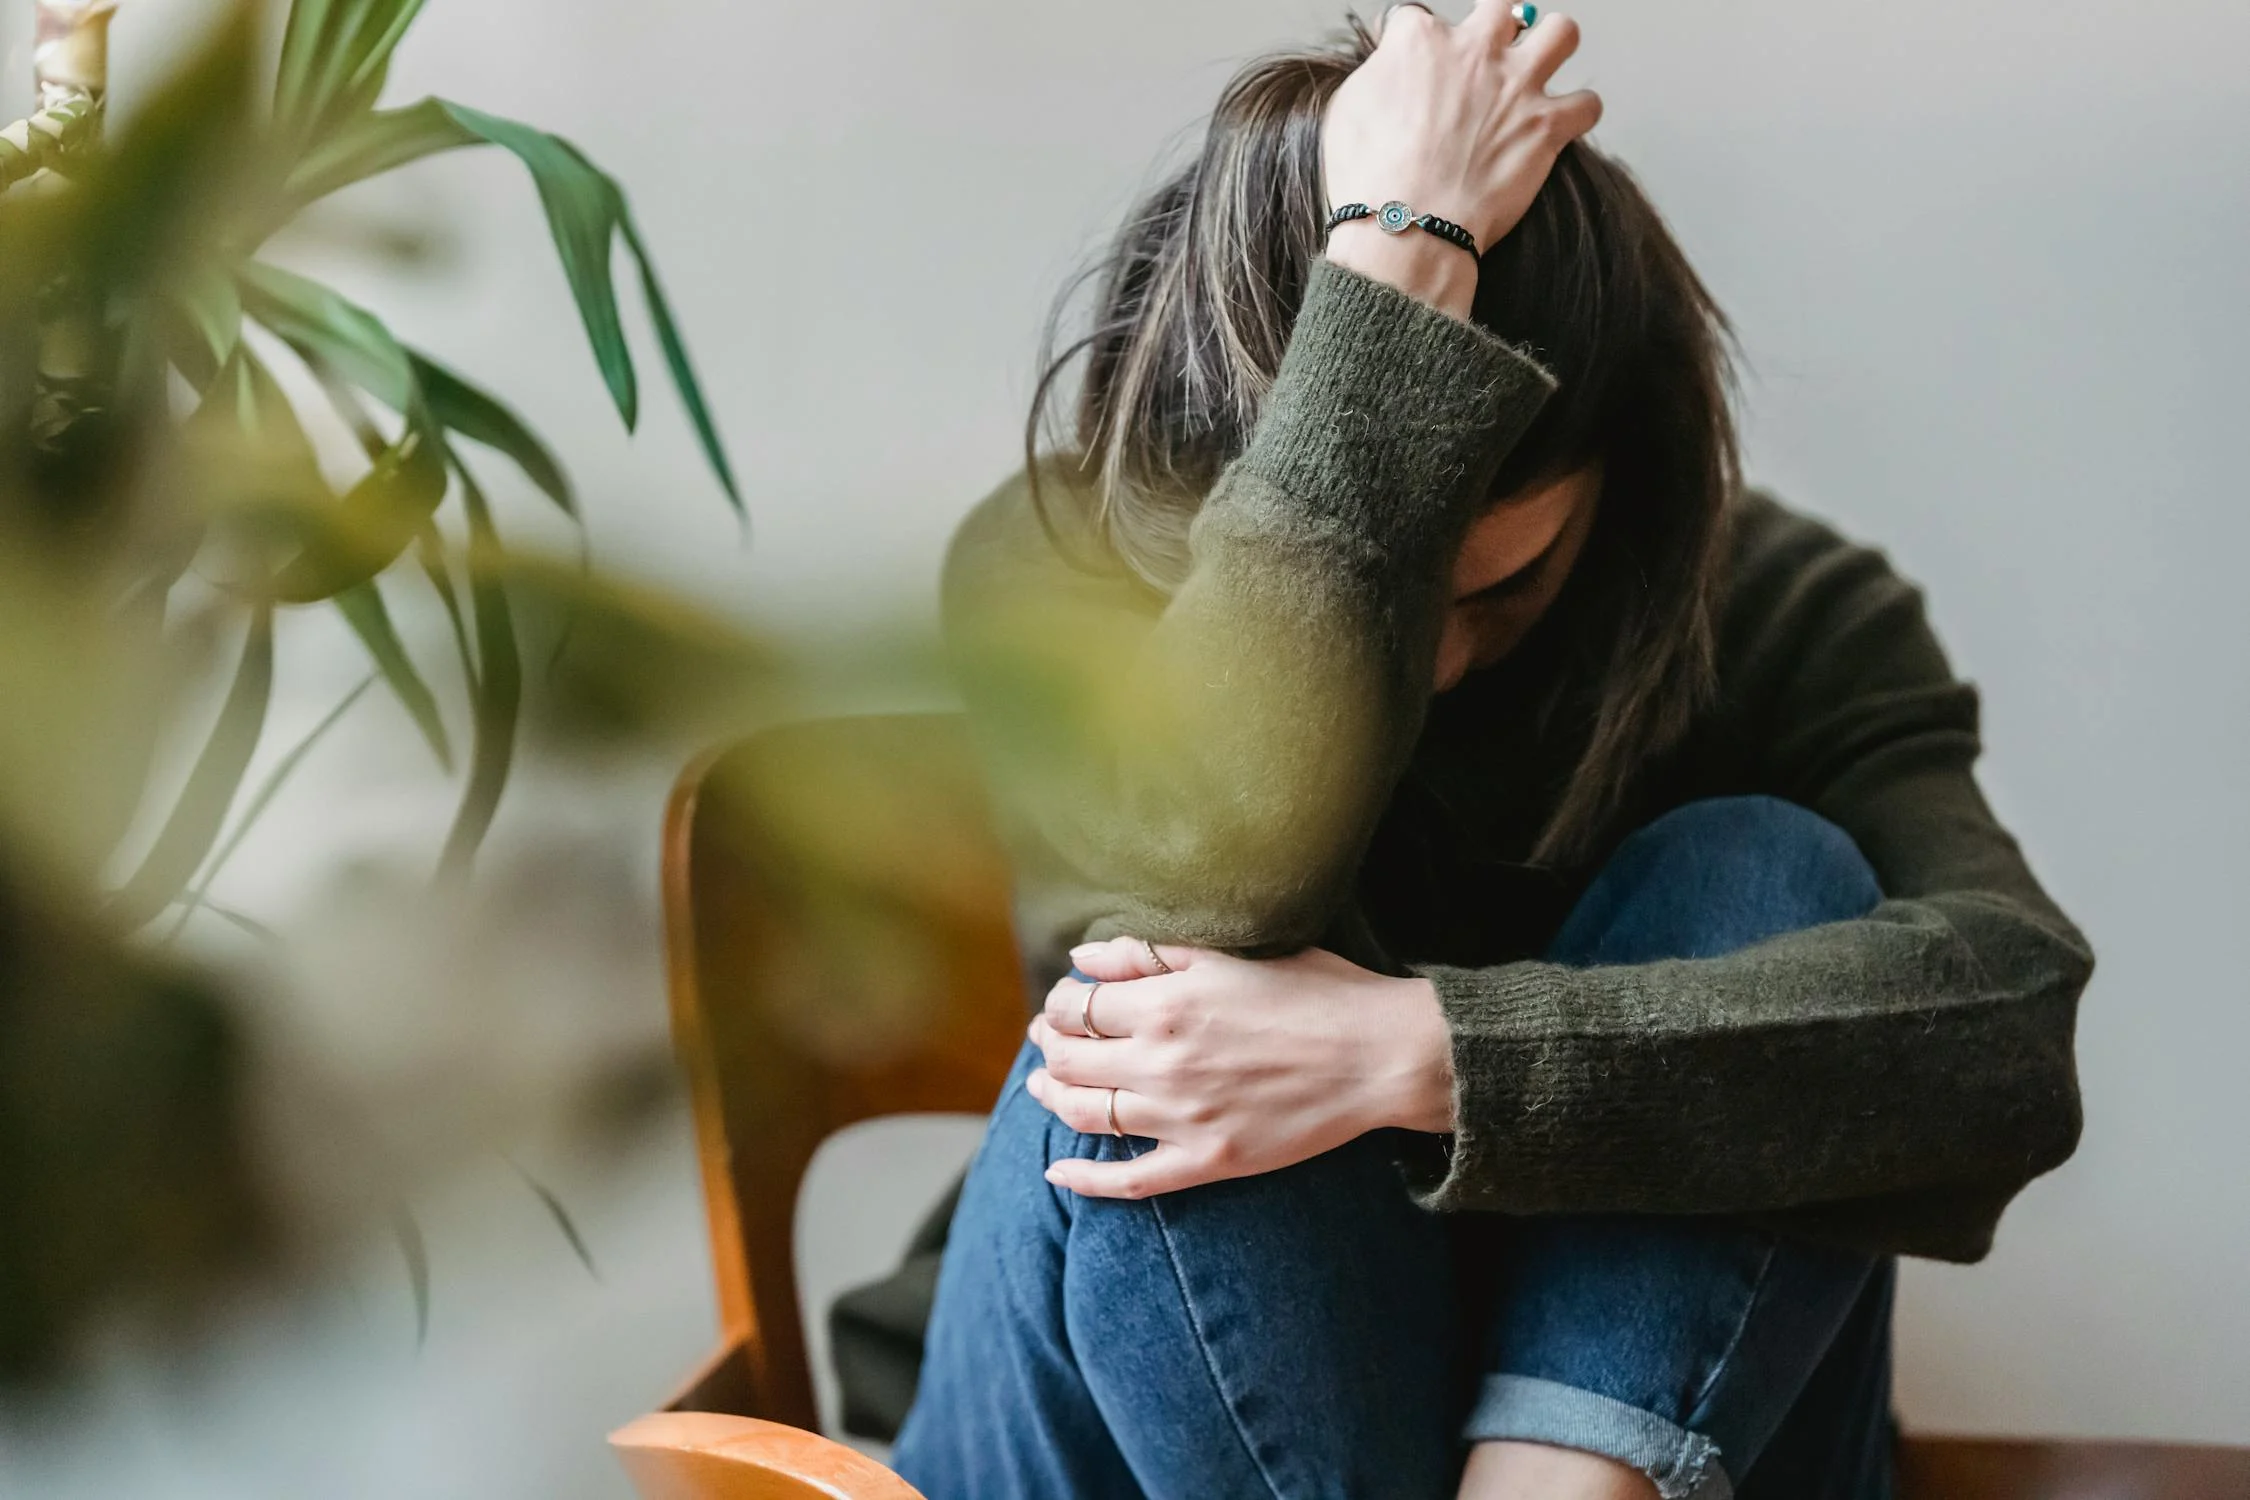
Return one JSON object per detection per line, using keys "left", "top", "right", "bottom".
{"left": 1461, "top": 0, "right": 1522, "bottom": 49}
{"left": 1046, "top": 1144, "right": 1214, "bottom": 1201}
{"left": 1025, "top": 1069, "right": 1163, "bottom": 1139}
{"left": 1044, "top": 974, "right": 1148, "bottom": 1039}
{"left": 1031, "top": 1017, "right": 1136, "bottom": 1089}
{"left": 1544, "top": 86, "right": 1603, "bottom": 144}
{"left": 1510, "top": 11, "right": 1582, "bottom": 88}
{"left": 1067, "top": 936, "right": 1168, "bottom": 983}
{"left": 1377, "top": 1, "right": 1439, "bottom": 41}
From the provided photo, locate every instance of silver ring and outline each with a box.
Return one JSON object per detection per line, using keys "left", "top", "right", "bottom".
{"left": 1082, "top": 981, "right": 1110, "bottom": 1040}
{"left": 1142, "top": 939, "right": 1173, "bottom": 975}
{"left": 1106, "top": 1087, "right": 1124, "bottom": 1139}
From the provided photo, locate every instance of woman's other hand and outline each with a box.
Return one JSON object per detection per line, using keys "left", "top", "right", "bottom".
{"left": 1024, "top": 938, "right": 1456, "bottom": 1199}
{"left": 1322, "top": 3, "right": 1601, "bottom": 317}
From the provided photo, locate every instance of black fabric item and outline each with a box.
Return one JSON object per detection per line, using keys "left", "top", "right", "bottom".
{"left": 831, "top": 1178, "right": 959, "bottom": 1440}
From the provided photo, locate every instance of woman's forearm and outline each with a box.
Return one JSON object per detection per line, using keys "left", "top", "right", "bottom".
{"left": 1325, "top": 232, "right": 1478, "bottom": 322}
{"left": 947, "top": 264, "right": 1553, "bottom": 958}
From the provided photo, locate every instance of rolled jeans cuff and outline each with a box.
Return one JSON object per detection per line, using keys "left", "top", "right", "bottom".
{"left": 1464, "top": 1373, "right": 1732, "bottom": 1500}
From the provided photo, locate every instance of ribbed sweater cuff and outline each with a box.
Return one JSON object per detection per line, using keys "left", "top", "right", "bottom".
{"left": 1217, "top": 257, "right": 1556, "bottom": 573}
{"left": 1408, "top": 960, "right": 1576, "bottom": 1214}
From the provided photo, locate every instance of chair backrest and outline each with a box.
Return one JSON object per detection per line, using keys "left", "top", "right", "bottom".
{"left": 659, "top": 715, "right": 1025, "bottom": 1431}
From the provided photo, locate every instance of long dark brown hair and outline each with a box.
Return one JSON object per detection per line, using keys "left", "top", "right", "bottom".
{"left": 1025, "top": 16, "right": 1738, "bottom": 864}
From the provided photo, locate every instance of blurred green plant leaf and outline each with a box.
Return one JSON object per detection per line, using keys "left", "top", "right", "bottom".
{"left": 334, "top": 581, "right": 451, "bottom": 769}
{"left": 436, "top": 460, "right": 520, "bottom": 880}
{"left": 391, "top": 1207, "right": 430, "bottom": 1350}
{"left": 410, "top": 353, "right": 574, "bottom": 518}
{"left": 508, "top": 1160, "right": 600, "bottom": 1282}
{"left": 169, "top": 674, "right": 374, "bottom": 942}
{"left": 237, "top": 260, "right": 412, "bottom": 406}
{"left": 235, "top": 263, "right": 450, "bottom": 600}
{"left": 402, "top": 102, "right": 741, "bottom": 514}
{"left": 280, "top": 96, "right": 476, "bottom": 208}
{"left": 276, "top": 96, "right": 742, "bottom": 518}
{"left": 618, "top": 216, "right": 743, "bottom": 517}
{"left": 108, "top": 607, "right": 276, "bottom": 931}
{"left": 275, "top": 0, "right": 429, "bottom": 145}
{"left": 433, "top": 109, "right": 632, "bottom": 409}
{"left": 164, "top": 267, "right": 244, "bottom": 391}
{"left": 204, "top": 900, "right": 280, "bottom": 943}
{"left": 272, "top": 425, "right": 447, "bottom": 602}
{"left": 418, "top": 525, "right": 477, "bottom": 693}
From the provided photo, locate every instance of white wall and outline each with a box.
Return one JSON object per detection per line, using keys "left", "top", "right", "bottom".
{"left": 5, "top": 0, "right": 2246, "bottom": 1491}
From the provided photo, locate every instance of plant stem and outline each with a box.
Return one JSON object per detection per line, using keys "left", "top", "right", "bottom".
{"left": 34, "top": 0, "right": 115, "bottom": 112}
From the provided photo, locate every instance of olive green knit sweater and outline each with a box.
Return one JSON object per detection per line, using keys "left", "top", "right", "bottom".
{"left": 831, "top": 256, "right": 2089, "bottom": 1437}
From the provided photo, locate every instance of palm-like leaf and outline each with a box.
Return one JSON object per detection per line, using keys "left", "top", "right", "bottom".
{"left": 274, "top": 0, "right": 429, "bottom": 144}
{"left": 410, "top": 353, "right": 574, "bottom": 518}
{"left": 107, "top": 607, "right": 275, "bottom": 930}
{"left": 168, "top": 673, "right": 375, "bottom": 942}
{"left": 1, "top": 0, "right": 751, "bottom": 908}
{"left": 279, "top": 96, "right": 476, "bottom": 208}
{"left": 436, "top": 456, "right": 521, "bottom": 881}
{"left": 270, "top": 96, "right": 743, "bottom": 513}
{"left": 334, "top": 581, "right": 452, "bottom": 770}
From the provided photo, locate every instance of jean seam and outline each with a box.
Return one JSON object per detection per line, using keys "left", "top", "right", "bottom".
{"left": 1684, "top": 1234, "right": 1779, "bottom": 1431}
{"left": 1144, "top": 1188, "right": 1292, "bottom": 1500}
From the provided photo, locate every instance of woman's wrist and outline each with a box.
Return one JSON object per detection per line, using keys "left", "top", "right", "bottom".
{"left": 1368, "top": 975, "right": 1458, "bottom": 1135}
{"left": 1323, "top": 227, "right": 1479, "bottom": 322}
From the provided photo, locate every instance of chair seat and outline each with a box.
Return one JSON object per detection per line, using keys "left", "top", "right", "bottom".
{"left": 611, "top": 1413, "right": 924, "bottom": 1500}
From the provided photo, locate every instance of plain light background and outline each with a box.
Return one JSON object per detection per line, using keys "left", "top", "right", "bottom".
{"left": 3, "top": 0, "right": 2246, "bottom": 1494}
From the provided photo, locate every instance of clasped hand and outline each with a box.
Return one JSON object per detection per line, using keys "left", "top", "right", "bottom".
{"left": 1024, "top": 938, "right": 1456, "bottom": 1199}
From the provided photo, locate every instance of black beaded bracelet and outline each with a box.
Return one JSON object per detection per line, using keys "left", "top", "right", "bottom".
{"left": 1325, "top": 200, "right": 1481, "bottom": 259}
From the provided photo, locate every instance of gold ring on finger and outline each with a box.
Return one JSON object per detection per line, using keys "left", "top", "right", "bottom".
{"left": 1142, "top": 939, "right": 1173, "bottom": 975}
{"left": 1082, "top": 982, "right": 1109, "bottom": 1040}
{"left": 1106, "top": 1086, "right": 1124, "bottom": 1139}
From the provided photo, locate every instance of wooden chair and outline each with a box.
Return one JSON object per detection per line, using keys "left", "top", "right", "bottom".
{"left": 612, "top": 715, "right": 2250, "bottom": 1500}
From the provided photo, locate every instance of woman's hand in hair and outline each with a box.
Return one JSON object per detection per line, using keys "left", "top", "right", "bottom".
{"left": 1024, "top": 939, "right": 1456, "bottom": 1199}
{"left": 1323, "top": 3, "right": 1601, "bottom": 318}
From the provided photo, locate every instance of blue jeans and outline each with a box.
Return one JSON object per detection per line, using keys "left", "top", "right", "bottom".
{"left": 893, "top": 797, "right": 1896, "bottom": 1500}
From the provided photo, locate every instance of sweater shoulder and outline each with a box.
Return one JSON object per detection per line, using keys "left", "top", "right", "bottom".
{"left": 1724, "top": 490, "right": 1915, "bottom": 609}
{"left": 1720, "top": 490, "right": 1959, "bottom": 691}
{"left": 1712, "top": 491, "right": 1981, "bottom": 793}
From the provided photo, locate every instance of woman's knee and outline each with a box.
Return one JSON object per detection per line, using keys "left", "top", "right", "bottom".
{"left": 1554, "top": 796, "right": 1882, "bottom": 965}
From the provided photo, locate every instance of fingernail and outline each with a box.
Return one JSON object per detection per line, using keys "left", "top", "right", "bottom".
{"left": 1070, "top": 943, "right": 1106, "bottom": 960}
{"left": 1044, "top": 1166, "right": 1066, "bottom": 1185}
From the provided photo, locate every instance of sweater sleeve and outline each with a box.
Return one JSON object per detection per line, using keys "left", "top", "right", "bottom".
{"left": 1411, "top": 502, "right": 2091, "bottom": 1261}
{"left": 944, "top": 259, "right": 1556, "bottom": 957}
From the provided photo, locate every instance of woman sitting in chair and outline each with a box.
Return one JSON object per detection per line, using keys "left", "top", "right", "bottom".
{"left": 874, "top": 6, "right": 2090, "bottom": 1497}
